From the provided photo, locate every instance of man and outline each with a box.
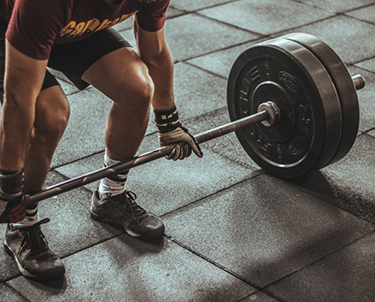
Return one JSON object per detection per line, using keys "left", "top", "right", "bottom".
{"left": 0, "top": 0, "right": 202, "bottom": 280}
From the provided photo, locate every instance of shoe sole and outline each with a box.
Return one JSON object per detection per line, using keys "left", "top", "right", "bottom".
{"left": 3, "top": 240, "right": 65, "bottom": 281}
{"left": 90, "top": 209, "right": 142, "bottom": 237}
{"left": 90, "top": 208, "right": 164, "bottom": 240}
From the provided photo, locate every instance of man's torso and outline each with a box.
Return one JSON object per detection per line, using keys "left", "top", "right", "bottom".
{"left": 0, "top": 0, "right": 169, "bottom": 59}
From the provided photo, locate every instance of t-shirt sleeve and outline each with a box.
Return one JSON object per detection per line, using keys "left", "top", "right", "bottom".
{"left": 134, "top": 0, "right": 170, "bottom": 32}
{"left": 6, "top": 0, "right": 71, "bottom": 60}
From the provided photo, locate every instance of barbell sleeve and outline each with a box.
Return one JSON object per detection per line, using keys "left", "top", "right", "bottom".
{"left": 352, "top": 75, "right": 365, "bottom": 91}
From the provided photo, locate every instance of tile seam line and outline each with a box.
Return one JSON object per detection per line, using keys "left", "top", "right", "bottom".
{"left": 168, "top": 0, "right": 243, "bottom": 15}
{"left": 284, "top": 184, "right": 375, "bottom": 227}
{"left": 342, "top": 3, "right": 375, "bottom": 14}
{"left": 194, "top": 11, "right": 267, "bottom": 37}
{"left": 261, "top": 229, "right": 375, "bottom": 293}
{"left": 194, "top": 11, "right": 340, "bottom": 38}
{"left": 341, "top": 12, "right": 375, "bottom": 26}
{"left": 65, "top": 86, "right": 95, "bottom": 97}
{"left": 182, "top": 61, "right": 228, "bottom": 80}
{"left": 177, "top": 37, "right": 262, "bottom": 65}
{"left": 161, "top": 173, "right": 263, "bottom": 218}
{"left": 283, "top": 0, "right": 375, "bottom": 15}
{"left": 163, "top": 233, "right": 263, "bottom": 292}
{"left": 268, "top": 15, "right": 339, "bottom": 38}
{"left": 284, "top": 177, "right": 375, "bottom": 228}
{"left": 351, "top": 64, "right": 375, "bottom": 77}
{"left": 50, "top": 149, "right": 105, "bottom": 171}
{"left": 3, "top": 281, "right": 32, "bottom": 302}
{"left": 361, "top": 128, "right": 375, "bottom": 136}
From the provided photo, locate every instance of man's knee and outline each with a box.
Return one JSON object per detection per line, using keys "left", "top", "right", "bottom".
{"left": 34, "top": 87, "right": 70, "bottom": 144}
{"left": 41, "top": 106, "right": 69, "bottom": 140}
{"left": 117, "top": 72, "right": 154, "bottom": 109}
{"left": 135, "top": 75, "right": 154, "bottom": 105}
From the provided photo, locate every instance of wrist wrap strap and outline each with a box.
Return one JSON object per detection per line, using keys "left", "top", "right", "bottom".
{"left": 0, "top": 168, "right": 24, "bottom": 197}
{"left": 154, "top": 105, "right": 182, "bottom": 133}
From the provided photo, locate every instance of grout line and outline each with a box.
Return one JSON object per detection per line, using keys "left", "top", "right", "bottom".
{"left": 261, "top": 230, "right": 375, "bottom": 291}
{"left": 3, "top": 282, "right": 32, "bottom": 302}
{"left": 161, "top": 173, "right": 262, "bottom": 218}
{"left": 163, "top": 233, "right": 262, "bottom": 290}
{"left": 169, "top": 0, "right": 243, "bottom": 14}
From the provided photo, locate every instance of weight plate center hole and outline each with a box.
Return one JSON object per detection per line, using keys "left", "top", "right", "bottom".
{"left": 252, "top": 81, "right": 295, "bottom": 143}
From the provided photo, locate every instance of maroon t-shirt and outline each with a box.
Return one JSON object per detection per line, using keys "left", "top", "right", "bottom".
{"left": 0, "top": 0, "right": 170, "bottom": 60}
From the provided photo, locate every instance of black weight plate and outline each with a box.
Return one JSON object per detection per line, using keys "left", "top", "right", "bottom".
{"left": 227, "top": 37, "right": 342, "bottom": 179}
{"left": 283, "top": 33, "right": 359, "bottom": 165}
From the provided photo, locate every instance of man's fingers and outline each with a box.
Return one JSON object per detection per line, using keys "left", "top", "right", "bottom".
{"left": 186, "top": 134, "right": 203, "bottom": 158}
{"left": 159, "top": 126, "right": 203, "bottom": 160}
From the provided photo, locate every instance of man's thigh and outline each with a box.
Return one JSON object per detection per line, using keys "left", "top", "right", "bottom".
{"left": 81, "top": 45, "right": 152, "bottom": 104}
{"left": 48, "top": 28, "right": 132, "bottom": 91}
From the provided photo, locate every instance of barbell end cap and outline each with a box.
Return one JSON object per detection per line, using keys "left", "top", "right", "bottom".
{"left": 257, "top": 101, "right": 281, "bottom": 127}
{"left": 352, "top": 74, "right": 365, "bottom": 90}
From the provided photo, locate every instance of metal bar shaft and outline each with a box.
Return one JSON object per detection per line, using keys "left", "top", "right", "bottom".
{"left": 29, "top": 110, "right": 269, "bottom": 203}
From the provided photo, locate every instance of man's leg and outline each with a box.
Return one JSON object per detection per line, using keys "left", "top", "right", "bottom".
{"left": 24, "top": 85, "right": 70, "bottom": 198}
{"left": 82, "top": 47, "right": 153, "bottom": 161}
{"left": 82, "top": 47, "right": 165, "bottom": 240}
{"left": 4, "top": 85, "right": 70, "bottom": 280}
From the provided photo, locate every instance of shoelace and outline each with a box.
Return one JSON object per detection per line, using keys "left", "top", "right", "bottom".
{"left": 123, "top": 191, "right": 146, "bottom": 217}
{"left": 18, "top": 218, "right": 50, "bottom": 255}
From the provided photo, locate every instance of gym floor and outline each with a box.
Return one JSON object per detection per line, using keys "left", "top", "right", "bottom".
{"left": 2, "top": 0, "right": 375, "bottom": 301}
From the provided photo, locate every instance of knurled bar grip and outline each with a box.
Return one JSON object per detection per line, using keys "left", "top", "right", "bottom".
{"left": 29, "top": 110, "right": 270, "bottom": 203}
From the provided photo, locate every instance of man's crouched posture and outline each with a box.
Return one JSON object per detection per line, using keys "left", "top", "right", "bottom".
{"left": 0, "top": 0, "right": 202, "bottom": 280}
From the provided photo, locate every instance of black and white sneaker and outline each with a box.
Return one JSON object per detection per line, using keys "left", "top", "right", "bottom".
{"left": 90, "top": 189, "right": 165, "bottom": 240}
{"left": 4, "top": 218, "right": 65, "bottom": 280}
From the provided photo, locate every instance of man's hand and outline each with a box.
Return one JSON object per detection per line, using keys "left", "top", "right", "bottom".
{"left": 154, "top": 105, "right": 203, "bottom": 160}
{"left": 159, "top": 125, "right": 203, "bottom": 160}
{"left": 0, "top": 195, "right": 26, "bottom": 223}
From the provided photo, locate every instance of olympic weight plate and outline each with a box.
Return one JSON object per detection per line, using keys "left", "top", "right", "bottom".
{"left": 283, "top": 33, "right": 359, "bottom": 165}
{"left": 227, "top": 37, "right": 342, "bottom": 179}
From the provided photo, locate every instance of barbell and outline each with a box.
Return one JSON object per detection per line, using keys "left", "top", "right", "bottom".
{"left": 28, "top": 33, "right": 364, "bottom": 203}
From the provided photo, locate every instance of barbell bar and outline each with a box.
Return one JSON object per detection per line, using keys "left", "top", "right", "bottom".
{"left": 28, "top": 106, "right": 274, "bottom": 203}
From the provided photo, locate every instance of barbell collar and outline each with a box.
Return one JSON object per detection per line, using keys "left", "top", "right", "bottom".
{"left": 257, "top": 101, "right": 281, "bottom": 127}
{"left": 29, "top": 109, "right": 271, "bottom": 203}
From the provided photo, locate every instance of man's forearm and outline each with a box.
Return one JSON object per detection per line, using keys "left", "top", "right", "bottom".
{"left": 146, "top": 48, "right": 175, "bottom": 110}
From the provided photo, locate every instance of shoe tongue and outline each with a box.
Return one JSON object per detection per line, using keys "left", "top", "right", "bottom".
{"left": 10, "top": 217, "right": 50, "bottom": 231}
{"left": 124, "top": 193, "right": 146, "bottom": 216}
{"left": 32, "top": 217, "right": 50, "bottom": 227}
{"left": 20, "top": 223, "right": 50, "bottom": 254}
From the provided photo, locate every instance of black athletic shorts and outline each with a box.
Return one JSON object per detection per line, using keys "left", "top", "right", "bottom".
{"left": 0, "top": 17, "right": 132, "bottom": 102}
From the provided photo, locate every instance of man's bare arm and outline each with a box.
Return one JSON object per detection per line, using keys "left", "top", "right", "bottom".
{"left": 133, "top": 20, "right": 202, "bottom": 159}
{"left": 133, "top": 20, "right": 174, "bottom": 110}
